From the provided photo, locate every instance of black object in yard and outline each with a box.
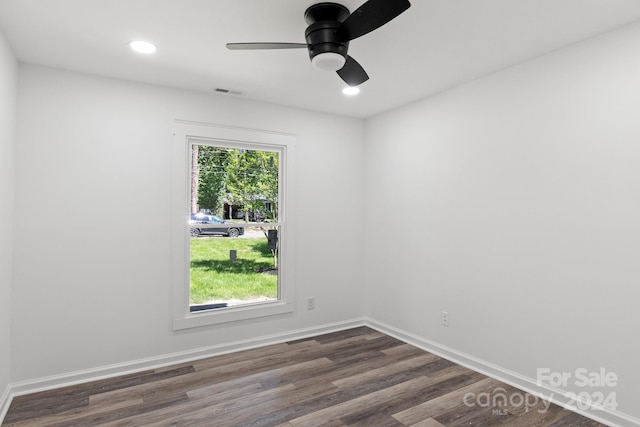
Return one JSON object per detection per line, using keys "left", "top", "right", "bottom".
{"left": 268, "top": 229, "right": 278, "bottom": 251}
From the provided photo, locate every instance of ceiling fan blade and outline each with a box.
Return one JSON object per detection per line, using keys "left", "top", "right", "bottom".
{"left": 337, "top": 55, "right": 369, "bottom": 86}
{"left": 226, "top": 42, "right": 308, "bottom": 50}
{"left": 337, "top": 0, "right": 411, "bottom": 42}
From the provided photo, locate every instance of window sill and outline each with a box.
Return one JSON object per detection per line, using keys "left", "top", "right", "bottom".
{"left": 173, "top": 301, "right": 294, "bottom": 330}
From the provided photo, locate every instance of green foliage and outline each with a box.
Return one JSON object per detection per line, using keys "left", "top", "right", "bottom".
{"left": 258, "top": 153, "right": 279, "bottom": 221}
{"left": 197, "top": 146, "right": 230, "bottom": 215}
{"left": 194, "top": 145, "right": 279, "bottom": 220}
{"left": 225, "top": 149, "right": 279, "bottom": 220}
{"left": 190, "top": 236, "right": 278, "bottom": 304}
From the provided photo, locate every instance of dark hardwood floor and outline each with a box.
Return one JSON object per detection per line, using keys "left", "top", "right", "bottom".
{"left": 3, "top": 327, "right": 607, "bottom": 426}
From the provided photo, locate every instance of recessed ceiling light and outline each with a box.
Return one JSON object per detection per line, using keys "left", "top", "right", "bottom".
{"left": 342, "top": 86, "right": 360, "bottom": 96}
{"left": 129, "top": 40, "right": 157, "bottom": 54}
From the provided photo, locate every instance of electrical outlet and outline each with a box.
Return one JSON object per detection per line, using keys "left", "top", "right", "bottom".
{"left": 441, "top": 311, "right": 449, "bottom": 327}
{"left": 307, "top": 297, "right": 315, "bottom": 310}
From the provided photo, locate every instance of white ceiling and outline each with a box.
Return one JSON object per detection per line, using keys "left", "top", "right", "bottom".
{"left": 2, "top": 0, "right": 640, "bottom": 118}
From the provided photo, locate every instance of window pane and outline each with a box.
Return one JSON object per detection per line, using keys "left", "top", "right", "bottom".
{"left": 189, "top": 226, "right": 279, "bottom": 308}
{"left": 189, "top": 144, "right": 280, "bottom": 310}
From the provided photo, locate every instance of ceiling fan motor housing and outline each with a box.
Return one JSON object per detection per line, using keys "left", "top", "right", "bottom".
{"left": 304, "top": 3, "right": 350, "bottom": 66}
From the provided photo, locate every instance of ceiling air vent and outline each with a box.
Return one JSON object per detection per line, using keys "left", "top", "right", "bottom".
{"left": 214, "top": 87, "right": 244, "bottom": 96}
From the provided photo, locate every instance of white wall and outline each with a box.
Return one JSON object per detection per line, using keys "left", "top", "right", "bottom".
{"left": 365, "top": 21, "right": 640, "bottom": 421}
{"left": 12, "top": 65, "right": 365, "bottom": 381}
{"left": 0, "top": 30, "right": 17, "bottom": 402}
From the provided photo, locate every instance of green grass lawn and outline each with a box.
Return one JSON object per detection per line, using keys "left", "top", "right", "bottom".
{"left": 190, "top": 236, "right": 277, "bottom": 304}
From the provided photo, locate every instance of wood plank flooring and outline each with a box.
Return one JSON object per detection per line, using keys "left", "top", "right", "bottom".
{"left": 2, "top": 327, "right": 607, "bottom": 426}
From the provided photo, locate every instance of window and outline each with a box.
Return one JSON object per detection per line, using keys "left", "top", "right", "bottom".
{"left": 189, "top": 145, "right": 280, "bottom": 308}
{"left": 171, "top": 121, "right": 295, "bottom": 329}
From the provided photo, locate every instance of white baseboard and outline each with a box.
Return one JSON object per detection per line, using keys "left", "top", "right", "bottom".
{"left": 0, "top": 385, "right": 11, "bottom": 425}
{"left": 365, "top": 318, "right": 640, "bottom": 427}
{"left": 0, "top": 318, "right": 366, "bottom": 424}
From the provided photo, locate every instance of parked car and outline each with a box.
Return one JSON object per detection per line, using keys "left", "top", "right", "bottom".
{"left": 190, "top": 214, "right": 244, "bottom": 237}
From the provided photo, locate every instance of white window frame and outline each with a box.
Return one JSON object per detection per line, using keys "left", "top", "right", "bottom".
{"left": 171, "top": 120, "right": 296, "bottom": 330}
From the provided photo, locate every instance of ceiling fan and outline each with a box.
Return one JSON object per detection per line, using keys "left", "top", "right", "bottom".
{"left": 226, "top": 0, "right": 411, "bottom": 87}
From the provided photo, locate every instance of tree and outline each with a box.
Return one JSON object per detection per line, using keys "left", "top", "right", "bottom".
{"left": 257, "top": 153, "right": 279, "bottom": 221}
{"left": 226, "top": 149, "right": 264, "bottom": 220}
{"left": 197, "top": 146, "right": 230, "bottom": 216}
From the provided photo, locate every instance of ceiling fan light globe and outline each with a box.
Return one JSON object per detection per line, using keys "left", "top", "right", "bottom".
{"left": 312, "top": 52, "right": 346, "bottom": 72}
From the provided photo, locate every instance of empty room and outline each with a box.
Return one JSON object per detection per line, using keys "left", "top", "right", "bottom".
{"left": 1, "top": 1, "right": 639, "bottom": 426}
